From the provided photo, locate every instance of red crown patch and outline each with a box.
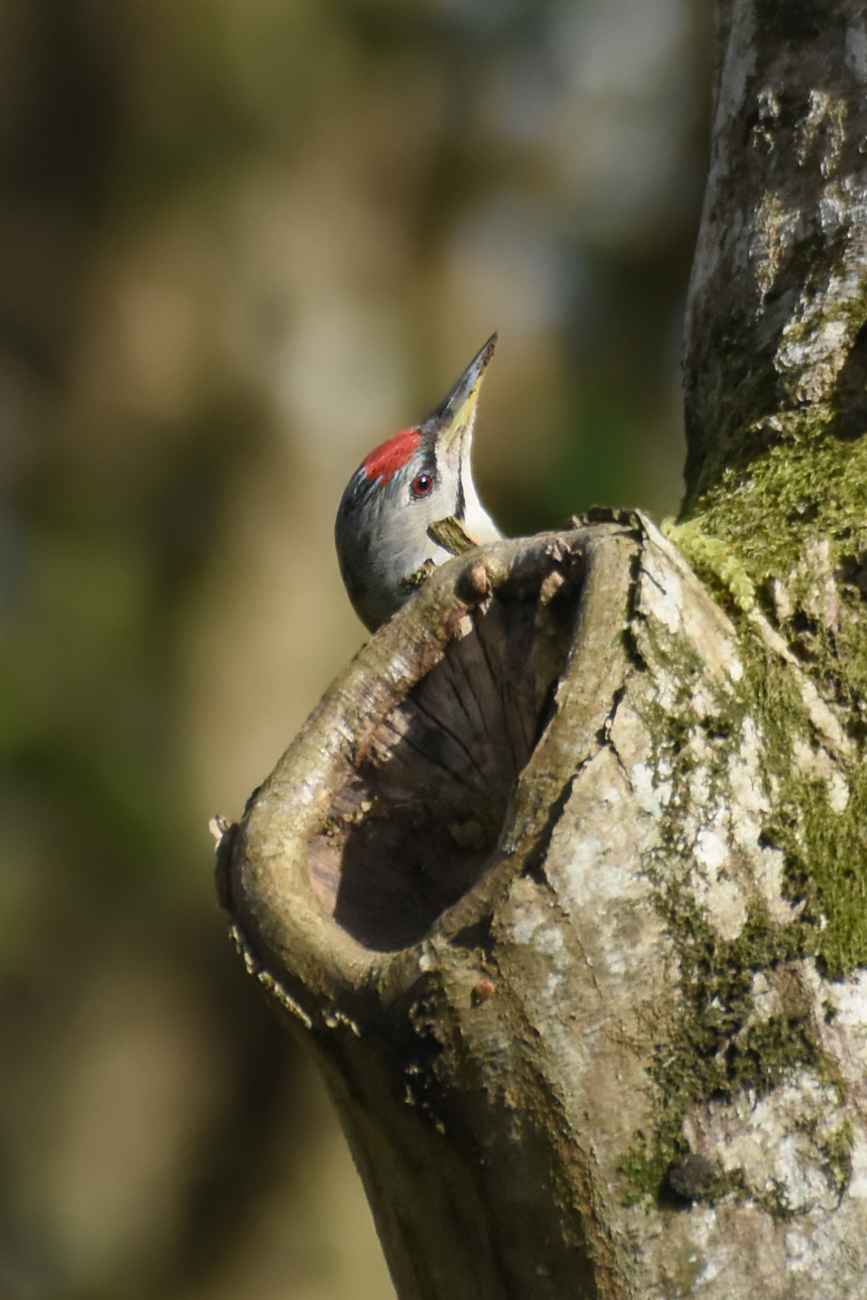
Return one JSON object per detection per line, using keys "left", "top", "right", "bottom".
{"left": 362, "top": 427, "right": 421, "bottom": 483}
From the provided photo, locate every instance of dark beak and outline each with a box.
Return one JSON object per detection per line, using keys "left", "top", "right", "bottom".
{"left": 422, "top": 333, "right": 498, "bottom": 454}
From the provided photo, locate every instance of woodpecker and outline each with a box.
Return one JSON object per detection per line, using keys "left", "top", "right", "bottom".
{"left": 335, "top": 334, "right": 502, "bottom": 631}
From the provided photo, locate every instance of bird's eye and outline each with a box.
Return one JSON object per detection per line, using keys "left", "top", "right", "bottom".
{"left": 411, "top": 472, "right": 434, "bottom": 497}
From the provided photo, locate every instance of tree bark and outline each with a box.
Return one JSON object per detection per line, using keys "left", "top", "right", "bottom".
{"left": 218, "top": 4, "right": 867, "bottom": 1297}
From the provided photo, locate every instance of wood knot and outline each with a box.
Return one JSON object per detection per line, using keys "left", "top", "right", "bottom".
{"left": 457, "top": 560, "right": 490, "bottom": 605}
{"left": 664, "top": 1153, "right": 715, "bottom": 1204}
{"left": 539, "top": 569, "right": 565, "bottom": 606}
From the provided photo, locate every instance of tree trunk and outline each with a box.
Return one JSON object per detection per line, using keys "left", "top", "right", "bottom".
{"left": 218, "top": 4, "right": 867, "bottom": 1296}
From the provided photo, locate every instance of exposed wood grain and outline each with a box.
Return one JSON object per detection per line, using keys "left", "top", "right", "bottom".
{"left": 306, "top": 543, "right": 585, "bottom": 951}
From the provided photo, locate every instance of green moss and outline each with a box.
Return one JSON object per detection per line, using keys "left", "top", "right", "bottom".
{"left": 822, "top": 1118, "right": 854, "bottom": 1201}
{"left": 620, "top": 428, "right": 867, "bottom": 1207}
{"left": 730, "top": 632, "right": 867, "bottom": 973}
{"left": 673, "top": 429, "right": 867, "bottom": 975}
{"left": 661, "top": 517, "right": 756, "bottom": 612}
{"left": 768, "top": 768, "right": 867, "bottom": 977}
{"left": 738, "top": 1012, "right": 822, "bottom": 1091}
{"left": 685, "top": 428, "right": 867, "bottom": 571}
{"left": 618, "top": 894, "right": 831, "bottom": 1205}
{"left": 683, "top": 431, "right": 867, "bottom": 708}
{"left": 620, "top": 621, "right": 852, "bottom": 1206}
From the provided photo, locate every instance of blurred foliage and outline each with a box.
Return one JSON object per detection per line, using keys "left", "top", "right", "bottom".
{"left": 0, "top": 0, "right": 710, "bottom": 1296}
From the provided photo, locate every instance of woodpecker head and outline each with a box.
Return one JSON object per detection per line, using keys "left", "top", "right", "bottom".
{"left": 335, "top": 334, "right": 502, "bottom": 631}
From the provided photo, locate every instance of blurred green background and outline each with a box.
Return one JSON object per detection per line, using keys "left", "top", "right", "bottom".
{"left": 0, "top": 1, "right": 710, "bottom": 1296}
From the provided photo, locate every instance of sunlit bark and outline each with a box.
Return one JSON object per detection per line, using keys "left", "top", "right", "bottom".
{"left": 221, "top": 4, "right": 867, "bottom": 1296}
